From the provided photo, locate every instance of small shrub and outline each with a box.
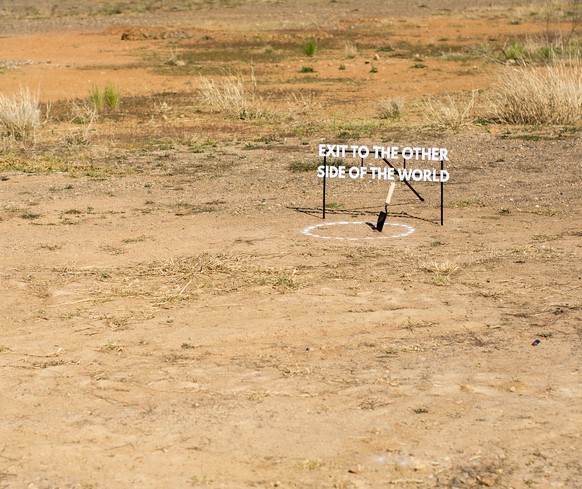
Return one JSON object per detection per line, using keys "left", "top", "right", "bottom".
{"left": 377, "top": 98, "right": 404, "bottom": 119}
{"left": 0, "top": 88, "right": 41, "bottom": 141}
{"left": 302, "top": 39, "right": 317, "bottom": 57}
{"left": 299, "top": 66, "right": 315, "bottom": 73}
{"left": 488, "top": 64, "right": 581, "bottom": 124}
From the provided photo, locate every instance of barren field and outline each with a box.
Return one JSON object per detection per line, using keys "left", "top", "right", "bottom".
{"left": 1, "top": 1, "right": 581, "bottom": 488}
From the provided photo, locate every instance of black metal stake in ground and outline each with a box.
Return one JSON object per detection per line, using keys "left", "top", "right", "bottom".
{"left": 322, "top": 155, "right": 327, "bottom": 219}
{"left": 440, "top": 159, "right": 444, "bottom": 226}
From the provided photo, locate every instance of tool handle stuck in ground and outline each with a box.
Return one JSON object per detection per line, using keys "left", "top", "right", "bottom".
{"left": 385, "top": 181, "right": 396, "bottom": 209}
{"left": 376, "top": 182, "right": 396, "bottom": 232}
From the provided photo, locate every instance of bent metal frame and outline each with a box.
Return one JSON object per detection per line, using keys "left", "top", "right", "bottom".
{"left": 321, "top": 154, "right": 446, "bottom": 225}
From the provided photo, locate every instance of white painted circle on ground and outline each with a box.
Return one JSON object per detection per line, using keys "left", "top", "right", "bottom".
{"left": 302, "top": 221, "right": 415, "bottom": 240}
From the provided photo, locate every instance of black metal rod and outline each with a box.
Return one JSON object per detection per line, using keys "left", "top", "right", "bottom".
{"left": 382, "top": 157, "right": 424, "bottom": 202}
{"left": 322, "top": 155, "right": 326, "bottom": 219}
{"left": 440, "top": 159, "right": 444, "bottom": 226}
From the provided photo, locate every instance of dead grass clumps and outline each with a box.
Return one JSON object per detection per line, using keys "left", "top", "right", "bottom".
{"left": 287, "top": 90, "right": 320, "bottom": 116}
{"left": 488, "top": 63, "right": 582, "bottom": 125}
{"left": 199, "top": 74, "right": 265, "bottom": 120}
{"left": 421, "top": 91, "right": 477, "bottom": 131}
{"left": 377, "top": 98, "right": 404, "bottom": 119}
{"left": 0, "top": 88, "right": 42, "bottom": 142}
{"left": 344, "top": 42, "right": 358, "bottom": 59}
{"left": 63, "top": 100, "right": 99, "bottom": 146}
{"left": 420, "top": 259, "right": 460, "bottom": 286}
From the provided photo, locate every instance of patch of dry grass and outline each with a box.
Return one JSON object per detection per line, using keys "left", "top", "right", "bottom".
{"left": 419, "top": 259, "right": 460, "bottom": 286}
{"left": 287, "top": 90, "right": 320, "bottom": 116}
{"left": 198, "top": 73, "right": 266, "bottom": 120}
{"left": 0, "top": 152, "right": 127, "bottom": 177}
{"left": 0, "top": 88, "right": 42, "bottom": 142}
{"left": 377, "top": 98, "right": 404, "bottom": 119}
{"left": 488, "top": 63, "right": 582, "bottom": 125}
{"left": 421, "top": 91, "right": 478, "bottom": 131}
{"left": 52, "top": 252, "right": 301, "bottom": 304}
{"left": 344, "top": 42, "right": 358, "bottom": 59}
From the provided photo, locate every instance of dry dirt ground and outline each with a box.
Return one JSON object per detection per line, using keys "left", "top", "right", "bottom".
{"left": 1, "top": 1, "right": 581, "bottom": 488}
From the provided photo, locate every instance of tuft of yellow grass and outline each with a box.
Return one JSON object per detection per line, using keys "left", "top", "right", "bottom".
{"left": 419, "top": 259, "right": 460, "bottom": 286}
{"left": 198, "top": 73, "right": 265, "bottom": 120}
{"left": 421, "top": 91, "right": 477, "bottom": 131}
{"left": 377, "top": 98, "right": 404, "bottom": 119}
{"left": 344, "top": 42, "right": 358, "bottom": 59}
{"left": 0, "top": 88, "right": 41, "bottom": 141}
{"left": 488, "top": 63, "right": 581, "bottom": 125}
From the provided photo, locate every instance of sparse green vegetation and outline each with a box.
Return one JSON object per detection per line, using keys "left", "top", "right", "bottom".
{"left": 98, "top": 342, "right": 124, "bottom": 353}
{"left": 302, "top": 38, "right": 317, "bottom": 57}
{"left": 0, "top": 153, "right": 130, "bottom": 177}
{"left": 91, "top": 83, "right": 121, "bottom": 111}
{"left": 288, "top": 157, "right": 343, "bottom": 173}
{"left": 103, "top": 83, "right": 121, "bottom": 109}
{"left": 90, "top": 86, "right": 104, "bottom": 111}
{"left": 122, "top": 234, "right": 148, "bottom": 243}
{"left": 297, "top": 459, "right": 323, "bottom": 470}
{"left": 325, "top": 202, "right": 343, "bottom": 209}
